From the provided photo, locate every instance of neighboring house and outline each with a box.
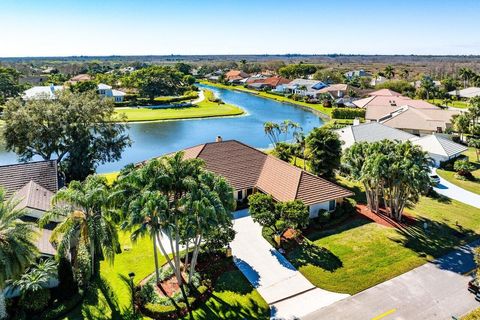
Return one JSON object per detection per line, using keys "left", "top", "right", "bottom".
{"left": 412, "top": 80, "right": 441, "bottom": 89}
{"left": 97, "top": 83, "right": 126, "bottom": 102}
{"left": 375, "top": 106, "right": 461, "bottom": 136}
{"left": 247, "top": 76, "right": 290, "bottom": 90}
{"left": 176, "top": 138, "right": 353, "bottom": 218}
{"left": 23, "top": 84, "right": 64, "bottom": 100}
{"left": 368, "top": 88, "right": 403, "bottom": 97}
{"left": 448, "top": 87, "right": 480, "bottom": 99}
{"left": 411, "top": 134, "right": 468, "bottom": 166}
{"left": 225, "top": 70, "right": 250, "bottom": 84}
{"left": 344, "top": 69, "right": 371, "bottom": 80}
{"left": 68, "top": 74, "right": 92, "bottom": 84}
{"left": 275, "top": 79, "right": 349, "bottom": 99}
{"left": 370, "top": 76, "right": 388, "bottom": 87}
{"left": 0, "top": 160, "right": 60, "bottom": 256}
{"left": 336, "top": 121, "right": 416, "bottom": 150}
{"left": 356, "top": 95, "right": 436, "bottom": 110}
{"left": 336, "top": 122, "right": 467, "bottom": 166}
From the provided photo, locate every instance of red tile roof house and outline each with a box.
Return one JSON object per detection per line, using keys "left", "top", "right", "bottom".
{"left": 225, "top": 70, "right": 250, "bottom": 84}
{"left": 247, "top": 76, "right": 291, "bottom": 90}
{"left": 0, "top": 160, "right": 60, "bottom": 256}
{"left": 177, "top": 137, "right": 353, "bottom": 218}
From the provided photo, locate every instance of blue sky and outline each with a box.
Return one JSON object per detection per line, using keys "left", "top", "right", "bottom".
{"left": 1, "top": 0, "right": 479, "bottom": 57}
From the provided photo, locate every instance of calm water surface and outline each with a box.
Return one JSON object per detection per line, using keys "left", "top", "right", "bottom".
{"left": 0, "top": 85, "right": 324, "bottom": 173}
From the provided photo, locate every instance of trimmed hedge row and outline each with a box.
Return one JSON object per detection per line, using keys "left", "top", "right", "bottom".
{"left": 332, "top": 108, "right": 365, "bottom": 119}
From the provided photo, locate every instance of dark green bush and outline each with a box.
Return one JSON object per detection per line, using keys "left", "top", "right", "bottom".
{"left": 332, "top": 108, "right": 365, "bottom": 119}
{"left": 20, "top": 289, "right": 50, "bottom": 313}
{"left": 316, "top": 209, "right": 331, "bottom": 224}
{"left": 56, "top": 257, "right": 78, "bottom": 299}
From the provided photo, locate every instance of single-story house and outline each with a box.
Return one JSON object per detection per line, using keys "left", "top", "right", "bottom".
{"left": 368, "top": 89, "right": 403, "bottom": 97}
{"left": 247, "top": 76, "right": 291, "bottom": 90}
{"left": 336, "top": 122, "right": 467, "bottom": 166}
{"left": 448, "top": 87, "right": 480, "bottom": 99}
{"left": 375, "top": 106, "right": 461, "bottom": 136}
{"left": 98, "top": 83, "right": 126, "bottom": 102}
{"left": 410, "top": 134, "right": 468, "bottom": 166}
{"left": 23, "top": 84, "right": 64, "bottom": 100}
{"left": 344, "top": 69, "right": 371, "bottom": 80}
{"left": 0, "top": 160, "right": 61, "bottom": 256}
{"left": 370, "top": 76, "right": 388, "bottom": 87}
{"left": 176, "top": 138, "right": 353, "bottom": 218}
{"left": 225, "top": 70, "right": 250, "bottom": 84}
{"left": 67, "top": 74, "right": 92, "bottom": 84}
{"left": 275, "top": 79, "right": 349, "bottom": 99}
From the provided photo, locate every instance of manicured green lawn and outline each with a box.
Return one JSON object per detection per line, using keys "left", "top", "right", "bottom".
{"left": 288, "top": 178, "right": 480, "bottom": 295}
{"left": 65, "top": 231, "right": 268, "bottom": 319}
{"left": 200, "top": 81, "right": 333, "bottom": 118}
{"left": 437, "top": 148, "right": 480, "bottom": 195}
{"left": 430, "top": 98, "right": 471, "bottom": 109}
{"left": 115, "top": 90, "right": 244, "bottom": 122}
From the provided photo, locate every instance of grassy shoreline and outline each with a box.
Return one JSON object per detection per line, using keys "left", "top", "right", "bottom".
{"left": 114, "top": 89, "right": 244, "bottom": 122}
{"left": 199, "top": 80, "right": 333, "bottom": 119}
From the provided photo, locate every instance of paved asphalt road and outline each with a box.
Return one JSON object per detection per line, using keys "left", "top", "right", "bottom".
{"left": 302, "top": 240, "right": 480, "bottom": 320}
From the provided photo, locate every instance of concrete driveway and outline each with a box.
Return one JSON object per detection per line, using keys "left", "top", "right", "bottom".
{"left": 302, "top": 240, "right": 480, "bottom": 320}
{"left": 433, "top": 169, "right": 480, "bottom": 208}
{"left": 231, "top": 210, "right": 348, "bottom": 319}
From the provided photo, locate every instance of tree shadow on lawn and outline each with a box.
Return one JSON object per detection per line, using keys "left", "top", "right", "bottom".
{"left": 287, "top": 241, "right": 343, "bottom": 272}
{"left": 193, "top": 295, "right": 268, "bottom": 320}
{"left": 393, "top": 215, "right": 477, "bottom": 267}
{"left": 427, "top": 189, "right": 452, "bottom": 204}
{"left": 214, "top": 270, "right": 253, "bottom": 295}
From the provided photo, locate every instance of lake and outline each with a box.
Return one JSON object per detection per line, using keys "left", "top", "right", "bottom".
{"left": 0, "top": 85, "right": 324, "bottom": 173}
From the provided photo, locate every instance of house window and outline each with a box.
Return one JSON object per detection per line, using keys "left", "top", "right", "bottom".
{"left": 246, "top": 188, "right": 253, "bottom": 197}
{"left": 436, "top": 127, "right": 443, "bottom": 133}
{"left": 328, "top": 200, "right": 336, "bottom": 211}
{"left": 237, "top": 190, "right": 243, "bottom": 200}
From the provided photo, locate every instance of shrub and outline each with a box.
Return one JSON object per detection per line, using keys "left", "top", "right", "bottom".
{"left": 316, "top": 209, "right": 331, "bottom": 224}
{"left": 138, "top": 282, "right": 156, "bottom": 304}
{"left": 276, "top": 200, "right": 309, "bottom": 230}
{"left": 275, "top": 219, "right": 287, "bottom": 232}
{"left": 144, "top": 302, "right": 179, "bottom": 316}
{"left": 248, "top": 193, "right": 277, "bottom": 230}
{"left": 331, "top": 108, "right": 366, "bottom": 119}
{"left": 20, "top": 288, "right": 50, "bottom": 313}
{"left": 454, "top": 159, "right": 474, "bottom": 179}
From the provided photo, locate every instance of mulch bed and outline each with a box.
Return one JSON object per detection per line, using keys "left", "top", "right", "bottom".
{"left": 355, "top": 204, "right": 416, "bottom": 228}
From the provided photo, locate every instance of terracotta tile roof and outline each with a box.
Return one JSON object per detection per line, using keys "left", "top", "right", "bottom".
{"left": 368, "top": 89, "right": 402, "bottom": 96}
{"left": 181, "top": 140, "right": 353, "bottom": 205}
{"left": 0, "top": 160, "right": 58, "bottom": 198}
{"left": 225, "top": 70, "right": 249, "bottom": 80}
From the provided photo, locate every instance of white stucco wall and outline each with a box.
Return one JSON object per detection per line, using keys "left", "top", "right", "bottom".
{"left": 308, "top": 200, "right": 335, "bottom": 219}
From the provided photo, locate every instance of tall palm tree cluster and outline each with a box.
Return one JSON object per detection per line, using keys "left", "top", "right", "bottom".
{"left": 342, "top": 140, "right": 432, "bottom": 221}
{"left": 458, "top": 67, "right": 480, "bottom": 88}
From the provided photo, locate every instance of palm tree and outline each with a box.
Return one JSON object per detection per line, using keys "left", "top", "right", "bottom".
{"left": 384, "top": 65, "right": 395, "bottom": 79}
{"left": 420, "top": 76, "right": 436, "bottom": 101}
{"left": 459, "top": 67, "right": 473, "bottom": 88}
{"left": 400, "top": 68, "right": 410, "bottom": 80}
{"left": 263, "top": 121, "right": 281, "bottom": 147}
{"left": 0, "top": 188, "right": 38, "bottom": 319}
{"left": 41, "top": 175, "right": 120, "bottom": 277}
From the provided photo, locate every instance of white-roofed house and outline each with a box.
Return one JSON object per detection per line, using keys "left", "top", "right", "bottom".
{"left": 410, "top": 135, "right": 468, "bottom": 167}
{"left": 23, "top": 84, "right": 64, "bottom": 100}
{"left": 97, "top": 83, "right": 126, "bottom": 102}
{"left": 448, "top": 87, "right": 480, "bottom": 99}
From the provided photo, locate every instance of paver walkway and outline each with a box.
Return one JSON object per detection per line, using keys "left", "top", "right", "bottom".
{"left": 302, "top": 240, "right": 480, "bottom": 320}
{"left": 433, "top": 168, "right": 480, "bottom": 208}
{"left": 231, "top": 210, "right": 348, "bottom": 319}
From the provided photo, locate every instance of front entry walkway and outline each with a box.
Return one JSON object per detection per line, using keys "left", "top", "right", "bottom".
{"left": 231, "top": 210, "right": 348, "bottom": 319}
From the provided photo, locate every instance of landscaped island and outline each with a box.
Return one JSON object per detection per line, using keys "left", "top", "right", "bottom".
{"left": 115, "top": 89, "right": 244, "bottom": 122}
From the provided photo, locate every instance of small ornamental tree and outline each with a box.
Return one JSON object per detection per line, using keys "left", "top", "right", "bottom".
{"left": 248, "top": 193, "right": 277, "bottom": 231}
{"left": 454, "top": 159, "right": 474, "bottom": 179}
{"left": 276, "top": 200, "right": 309, "bottom": 230}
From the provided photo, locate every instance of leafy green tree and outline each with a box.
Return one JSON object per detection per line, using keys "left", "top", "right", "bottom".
{"left": 313, "top": 69, "right": 344, "bottom": 83}
{"left": 442, "top": 76, "right": 458, "bottom": 92}
{"left": 248, "top": 193, "right": 277, "bottom": 231}
{"left": 453, "top": 114, "right": 471, "bottom": 140}
{"left": 459, "top": 67, "right": 474, "bottom": 88}
{"left": 2, "top": 91, "right": 131, "bottom": 181}
{"left": 0, "top": 188, "right": 38, "bottom": 318}
{"left": 306, "top": 127, "right": 342, "bottom": 180}
{"left": 376, "top": 80, "right": 415, "bottom": 95}
{"left": 0, "top": 67, "right": 22, "bottom": 103}
{"left": 174, "top": 62, "right": 192, "bottom": 75}
{"left": 278, "top": 64, "right": 317, "bottom": 79}
{"left": 41, "top": 175, "right": 120, "bottom": 277}
{"left": 276, "top": 200, "right": 309, "bottom": 230}
{"left": 183, "top": 74, "right": 196, "bottom": 85}
{"left": 127, "top": 66, "right": 185, "bottom": 100}
{"left": 419, "top": 76, "right": 436, "bottom": 100}
{"left": 46, "top": 73, "right": 68, "bottom": 85}
{"left": 70, "top": 80, "right": 98, "bottom": 93}
{"left": 384, "top": 65, "right": 395, "bottom": 79}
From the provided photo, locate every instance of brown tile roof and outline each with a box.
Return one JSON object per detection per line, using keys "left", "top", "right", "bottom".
{"left": 181, "top": 140, "right": 353, "bottom": 205}
{"left": 0, "top": 160, "right": 58, "bottom": 198}
{"left": 225, "top": 70, "right": 249, "bottom": 80}
{"left": 13, "top": 181, "right": 55, "bottom": 212}
{"left": 252, "top": 76, "right": 291, "bottom": 87}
